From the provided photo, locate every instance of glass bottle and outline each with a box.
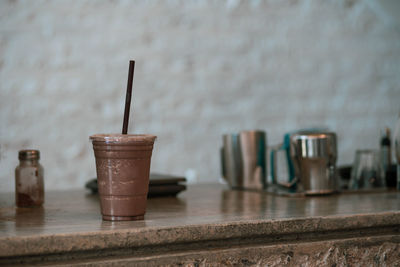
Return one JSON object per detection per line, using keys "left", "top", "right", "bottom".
{"left": 15, "top": 150, "right": 44, "bottom": 207}
{"left": 394, "top": 113, "right": 400, "bottom": 190}
{"left": 380, "top": 127, "right": 392, "bottom": 173}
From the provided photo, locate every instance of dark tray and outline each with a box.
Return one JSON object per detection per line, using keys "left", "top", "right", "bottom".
{"left": 85, "top": 173, "right": 187, "bottom": 197}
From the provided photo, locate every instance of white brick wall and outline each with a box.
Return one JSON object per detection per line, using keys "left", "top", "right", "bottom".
{"left": 1, "top": 0, "right": 399, "bottom": 191}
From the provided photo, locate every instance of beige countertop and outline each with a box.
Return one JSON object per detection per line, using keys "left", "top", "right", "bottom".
{"left": 0, "top": 184, "right": 400, "bottom": 264}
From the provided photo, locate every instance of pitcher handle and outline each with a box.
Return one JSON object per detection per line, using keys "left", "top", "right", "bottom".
{"left": 220, "top": 147, "right": 227, "bottom": 180}
{"left": 269, "top": 144, "right": 282, "bottom": 184}
{"left": 275, "top": 177, "right": 299, "bottom": 188}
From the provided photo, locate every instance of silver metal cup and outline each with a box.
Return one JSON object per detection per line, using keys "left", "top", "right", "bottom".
{"left": 290, "top": 132, "right": 337, "bottom": 194}
{"left": 221, "top": 130, "right": 267, "bottom": 190}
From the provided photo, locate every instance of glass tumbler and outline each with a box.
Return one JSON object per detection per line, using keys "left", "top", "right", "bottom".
{"left": 349, "top": 150, "right": 385, "bottom": 190}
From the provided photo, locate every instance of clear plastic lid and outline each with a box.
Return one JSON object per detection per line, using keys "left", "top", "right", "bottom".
{"left": 89, "top": 134, "right": 156, "bottom": 144}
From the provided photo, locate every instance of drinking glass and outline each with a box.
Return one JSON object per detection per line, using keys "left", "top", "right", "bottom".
{"left": 349, "top": 150, "right": 385, "bottom": 190}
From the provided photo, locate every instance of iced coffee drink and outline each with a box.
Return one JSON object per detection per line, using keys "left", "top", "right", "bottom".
{"left": 90, "top": 134, "right": 156, "bottom": 221}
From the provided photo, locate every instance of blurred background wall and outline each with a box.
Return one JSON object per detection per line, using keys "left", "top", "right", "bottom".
{"left": 1, "top": 0, "right": 399, "bottom": 191}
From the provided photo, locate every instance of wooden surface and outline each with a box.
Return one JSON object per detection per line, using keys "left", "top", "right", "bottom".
{"left": 0, "top": 184, "right": 400, "bottom": 265}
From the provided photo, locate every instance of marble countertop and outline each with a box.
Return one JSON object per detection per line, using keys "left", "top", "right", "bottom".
{"left": 1, "top": 184, "right": 400, "bottom": 258}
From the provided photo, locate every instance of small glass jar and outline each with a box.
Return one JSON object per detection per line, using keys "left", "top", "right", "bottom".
{"left": 15, "top": 150, "right": 44, "bottom": 207}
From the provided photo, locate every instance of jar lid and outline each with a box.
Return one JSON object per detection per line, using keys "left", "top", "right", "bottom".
{"left": 19, "top": 150, "right": 40, "bottom": 160}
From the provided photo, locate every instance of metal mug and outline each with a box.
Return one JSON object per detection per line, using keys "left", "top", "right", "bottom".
{"left": 290, "top": 132, "right": 338, "bottom": 194}
{"left": 270, "top": 128, "right": 327, "bottom": 191}
{"left": 220, "top": 130, "right": 267, "bottom": 190}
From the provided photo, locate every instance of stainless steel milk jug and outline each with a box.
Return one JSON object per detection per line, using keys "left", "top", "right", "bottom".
{"left": 290, "top": 132, "right": 337, "bottom": 194}
{"left": 221, "top": 130, "right": 267, "bottom": 190}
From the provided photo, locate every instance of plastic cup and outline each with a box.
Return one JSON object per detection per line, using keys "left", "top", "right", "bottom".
{"left": 90, "top": 134, "right": 156, "bottom": 221}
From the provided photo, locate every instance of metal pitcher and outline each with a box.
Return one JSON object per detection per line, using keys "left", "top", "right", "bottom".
{"left": 290, "top": 132, "right": 338, "bottom": 194}
{"left": 270, "top": 128, "right": 327, "bottom": 191}
{"left": 221, "top": 130, "right": 267, "bottom": 190}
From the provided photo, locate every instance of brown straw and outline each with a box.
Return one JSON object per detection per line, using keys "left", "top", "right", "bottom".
{"left": 122, "top": 60, "right": 135, "bottom": 134}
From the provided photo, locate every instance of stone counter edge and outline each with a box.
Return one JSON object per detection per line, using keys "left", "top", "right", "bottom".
{"left": 1, "top": 211, "right": 399, "bottom": 257}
